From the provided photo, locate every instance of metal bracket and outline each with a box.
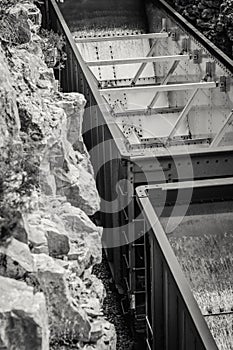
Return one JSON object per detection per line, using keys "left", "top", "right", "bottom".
{"left": 171, "top": 29, "right": 179, "bottom": 41}
{"left": 182, "top": 38, "right": 189, "bottom": 53}
{"left": 219, "top": 76, "right": 230, "bottom": 92}
{"left": 206, "top": 61, "right": 215, "bottom": 79}
{"left": 193, "top": 49, "right": 201, "bottom": 64}
{"left": 120, "top": 297, "right": 129, "bottom": 315}
{"left": 162, "top": 18, "right": 167, "bottom": 31}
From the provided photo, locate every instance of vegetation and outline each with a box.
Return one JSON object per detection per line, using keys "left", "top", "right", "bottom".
{"left": 39, "top": 29, "right": 67, "bottom": 69}
{"left": 167, "top": 0, "right": 233, "bottom": 58}
{"left": 0, "top": 135, "right": 41, "bottom": 244}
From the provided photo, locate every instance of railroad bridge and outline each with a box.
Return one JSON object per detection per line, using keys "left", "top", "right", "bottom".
{"left": 43, "top": 0, "right": 233, "bottom": 349}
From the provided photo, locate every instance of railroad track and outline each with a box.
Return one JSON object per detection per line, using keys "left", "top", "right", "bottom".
{"left": 43, "top": 0, "right": 233, "bottom": 348}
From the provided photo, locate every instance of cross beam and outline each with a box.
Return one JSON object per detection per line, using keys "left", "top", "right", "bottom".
{"left": 114, "top": 106, "right": 184, "bottom": 117}
{"left": 210, "top": 110, "right": 233, "bottom": 148}
{"left": 86, "top": 54, "right": 190, "bottom": 67}
{"left": 99, "top": 81, "right": 217, "bottom": 94}
{"left": 75, "top": 32, "right": 169, "bottom": 43}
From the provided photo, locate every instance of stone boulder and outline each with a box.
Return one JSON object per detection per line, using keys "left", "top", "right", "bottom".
{"left": 83, "top": 321, "right": 116, "bottom": 350}
{"left": 57, "top": 202, "right": 102, "bottom": 273}
{"left": 25, "top": 212, "right": 70, "bottom": 257}
{"left": 8, "top": 3, "right": 42, "bottom": 34}
{"left": 51, "top": 138, "right": 100, "bottom": 215}
{"left": 33, "top": 254, "right": 91, "bottom": 342}
{"left": 0, "top": 238, "right": 34, "bottom": 279}
{"left": 0, "top": 276, "right": 49, "bottom": 350}
{"left": 56, "top": 92, "right": 86, "bottom": 147}
{"left": 0, "top": 47, "right": 20, "bottom": 147}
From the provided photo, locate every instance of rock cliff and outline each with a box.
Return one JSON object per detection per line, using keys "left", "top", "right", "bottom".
{"left": 0, "top": 1, "right": 116, "bottom": 349}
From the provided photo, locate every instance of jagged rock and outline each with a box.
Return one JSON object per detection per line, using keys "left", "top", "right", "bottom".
{"left": 0, "top": 2, "right": 115, "bottom": 349}
{"left": 8, "top": 3, "right": 42, "bottom": 34}
{"left": 66, "top": 268, "right": 106, "bottom": 310}
{"left": 56, "top": 202, "right": 102, "bottom": 272}
{"left": 33, "top": 253, "right": 91, "bottom": 342}
{"left": 0, "top": 276, "right": 49, "bottom": 350}
{"left": 95, "top": 322, "right": 116, "bottom": 350}
{"left": 12, "top": 212, "right": 28, "bottom": 244}
{"left": 53, "top": 140, "right": 100, "bottom": 215}
{"left": 90, "top": 320, "right": 105, "bottom": 342}
{"left": 0, "top": 238, "right": 34, "bottom": 279}
{"left": 37, "top": 199, "right": 101, "bottom": 270}
{"left": 0, "top": 47, "right": 20, "bottom": 147}
{"left": 41, "top": 217, "right": 70, "bottom": 257}
{"left": 0, "top": 12, "right": 31, "bottom": 45}
{"left": 81, "top": 298, "right": 104, "bottom": 318}
{"left": 25, "top": 213, "right": 49, "bottom": 255}
{"left": 25, "top": 213, "right": 70, "bottom": 257}
{"left": 83, "top": 321, "right": 116, "bottom": 350}
{"left": 83, "top": 270, "right": 106, "bottom": 303}
{"left": 56, "top": 92, "right": 86, "bottom": 147}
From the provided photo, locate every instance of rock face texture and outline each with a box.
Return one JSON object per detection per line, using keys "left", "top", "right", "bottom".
{"left": 0, "top": 1, "right": 115, "bottom": 349}
{"left": 0, "top": 276, "right": 49, "bottom": 350}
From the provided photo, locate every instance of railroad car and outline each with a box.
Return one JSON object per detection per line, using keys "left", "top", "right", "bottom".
{"left": 43, "top": 0, "right": 233, "bottom": 347}
{"left": 136, "top": 178, "right": 233, "bottom": 350}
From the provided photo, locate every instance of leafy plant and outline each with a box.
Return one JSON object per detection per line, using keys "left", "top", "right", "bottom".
{"left": 39, "top": 28, "right": 67, "bottom": 69}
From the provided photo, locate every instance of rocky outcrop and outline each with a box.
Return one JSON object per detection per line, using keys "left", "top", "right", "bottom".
{"left": 33, "top": 254, "right": 91, "bottom": 342}
{"left": 0, "top": 1, "right": 115, "bottom": 349}
{"left": 0, "top": 276, "right": 49, "bottom": 350}
{"left": 0, "top": 238, "right": 34, "bottom": 279}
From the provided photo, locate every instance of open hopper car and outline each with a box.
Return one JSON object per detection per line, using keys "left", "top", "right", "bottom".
{"left": 136, "top": 178, "right": 233, "bottom": 350}
{"left": 43, "top": 0, "right": 233, "bottom": 345}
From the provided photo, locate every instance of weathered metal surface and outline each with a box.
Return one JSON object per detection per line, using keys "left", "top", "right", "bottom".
{"left": 45, "top": 0, "right": 233, "bottom": 346}
{"left": 136, "top": 178, "right": 233, "bottom": 350}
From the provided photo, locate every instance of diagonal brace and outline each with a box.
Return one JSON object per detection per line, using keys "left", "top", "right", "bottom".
{"left": 130, "top": 31, "right": 166, "bottom": 86}
{"left": 131, "top": 24, "right": 168, "bottom": 86}
{"left": 167, "top": 88, "right": 199, "bottom": 140}
{"left": 147, "top": 59, "right": 181, "bottom": 109}
{"left": 130, "top": 40, "right": 159, "bottom": 86}
{"left": 210, "top": 110, "right": 233, "bottom": 148}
